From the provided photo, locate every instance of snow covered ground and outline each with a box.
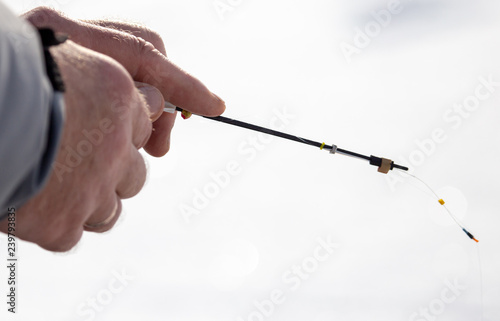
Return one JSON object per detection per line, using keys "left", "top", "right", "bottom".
{"left": 1, "top": 0, "right": 500, "bottom": 320}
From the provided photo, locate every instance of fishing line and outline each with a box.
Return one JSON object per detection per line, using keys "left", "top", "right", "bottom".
{"left": 396, "top": 169, "right": 478, "bottom": 243}
{"left": 396, "top": 169, "right": 483, "bottom": 320}
{"left": 476, "top": 244, "right": 484, "bottom": 321}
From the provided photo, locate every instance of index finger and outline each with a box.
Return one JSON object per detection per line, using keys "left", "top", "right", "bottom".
{"left": 24, "top": 7, "right": 225, "bottom": 116}
{"left": 81, "top": 19, "right": 168, "bottom": 56}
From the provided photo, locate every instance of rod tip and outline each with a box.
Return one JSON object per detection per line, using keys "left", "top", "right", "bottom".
{"left": 463, "top": 228, "right": 479, "bottom": 243}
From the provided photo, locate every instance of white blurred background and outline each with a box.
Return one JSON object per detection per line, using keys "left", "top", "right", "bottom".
{"left": 1, "top": 0, "right": 499, "bottom": 320}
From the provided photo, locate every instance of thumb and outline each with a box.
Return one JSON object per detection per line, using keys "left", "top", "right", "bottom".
{"left": 135, "top": 82, "right": 164, "bottom": 122}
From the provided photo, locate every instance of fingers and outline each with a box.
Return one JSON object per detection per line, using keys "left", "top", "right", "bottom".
{"left": 143, "top": 111, "right": 176, "bottom": 156}
{"left": 19, "top": 8, "right": 226, "bottom": 247}
{"left": 136, "top": 53, "right": 226, "bottom": 116}
{"left": 133, "top": 77, "right": 178, "bottom": 156}
{"left": 84, "top": 195, "right": 122, "bottom": 233}
{"left": 83, "top": 127, "right": 149, "bottom": 233}
{"left": 136, "top": 82, "right": 164, "bottom": 122}
{"left": 83, "top": 20, "right": 167, "bottom": 56}
{"left": 85, "top": 21, "right": 174, "bottom": 158}
{"left": 24, "top": 7, "right": 225, "bottom": 116}
{"left": 129, "top": 84, "right": 165, "bottom": 155}
{"left": 116, "top": 145, "right": 148, "bottom": 199}
{"left": 24, "top": 7, "right": 225, "bottom": 158}
{"left": 84, "top": 146, "right": 147, "bottom": 233}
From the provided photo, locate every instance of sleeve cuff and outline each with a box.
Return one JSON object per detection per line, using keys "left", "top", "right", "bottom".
{"left": 0, "top": 91, "right": 65, "bottom": 220}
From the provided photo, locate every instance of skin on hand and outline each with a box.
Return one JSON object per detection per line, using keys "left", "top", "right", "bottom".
{"left": 0, "top": 40, "right": 164, "bottom": 251}
{"left": 0, "top": 7, "right": 225, "bottom": 252}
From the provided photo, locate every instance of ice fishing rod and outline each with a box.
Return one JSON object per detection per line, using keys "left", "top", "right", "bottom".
{"left": 163, "top": 103, "right": 479, "bottom": 243}
{"left": 163, "top": 102, "right": 409, "bottom": 174}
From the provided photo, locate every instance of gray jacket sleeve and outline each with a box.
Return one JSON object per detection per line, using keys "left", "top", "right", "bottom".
{"left": 0, "top": 2, "right": 64, "bottom": 220}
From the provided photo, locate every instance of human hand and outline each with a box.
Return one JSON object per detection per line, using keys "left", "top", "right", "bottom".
{"left": 0, "top": 40, "right": 166, "bottom": 251}
{"left": 0, "top": 8, "right": 225, "bottom": 251}
{"left": 22, "top": 6, "right": 225, "bottom": 156}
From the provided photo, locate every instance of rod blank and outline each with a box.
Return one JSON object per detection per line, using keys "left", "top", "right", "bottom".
{"left": 165, "top": 105, "right": 409, "bottom": 173}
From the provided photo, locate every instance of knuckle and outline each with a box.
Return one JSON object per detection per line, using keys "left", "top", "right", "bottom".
{"left": 23, "top": 6, "right": 62, "bottom": 28}
{"left": 141, "top": 29, "right": 167, "bottom": 55}
{"left": 118, "top": 154, "right": 147, "bottom": 199}
{"left": 97, "top": 58, "right": 131, "bottom": 87}
{"left": 41, "top": 218, "right": 84, "bottom": 252}
{"left": 135, "top": 36, "right": 158, "bottom": 58}
{"left": 95, "top": 57, "right": 135, "bottom": 102}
